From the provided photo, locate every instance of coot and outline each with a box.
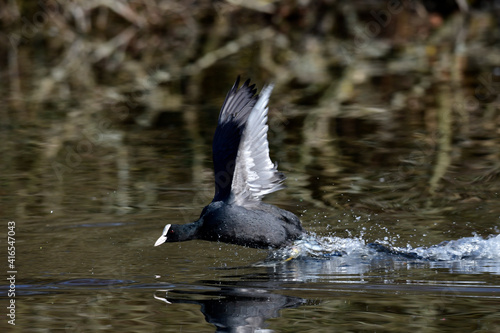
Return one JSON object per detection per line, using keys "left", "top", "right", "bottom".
{"left": 154, "top": 77, "right": 303, "bottom": 249}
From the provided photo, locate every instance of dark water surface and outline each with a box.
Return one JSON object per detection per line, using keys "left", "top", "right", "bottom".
{"left": 2, "top": 115, "right": 500, "bottom": 332}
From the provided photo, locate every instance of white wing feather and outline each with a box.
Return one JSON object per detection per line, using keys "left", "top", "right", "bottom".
{"left": 231, "top": 84, "right": 285, "bottom": 205}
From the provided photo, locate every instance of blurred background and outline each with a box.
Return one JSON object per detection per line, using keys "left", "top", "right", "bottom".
{"left": 2, "top": 0, "right": 499, "bottom": 238}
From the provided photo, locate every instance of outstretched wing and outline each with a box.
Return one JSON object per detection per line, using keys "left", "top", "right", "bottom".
{"left": 230, "top": 83, "right": 285, "bottom": 205}
{"left": 212, "top": 77, "right": 258, "bottom": 202}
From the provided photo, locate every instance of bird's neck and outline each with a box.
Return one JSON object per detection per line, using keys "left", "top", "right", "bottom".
{"left": 172, "top": 220, "right": 202, "bottom": 242}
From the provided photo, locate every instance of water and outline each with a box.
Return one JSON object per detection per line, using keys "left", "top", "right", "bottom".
{"left": 3, "top": 111, "right": 500, "bottom": 332}
{"left": 4, "top": 234, "right": 500, "bottom": 332}
{"left": 2, "top": 110, "right": 500, "bottom": 332}
{"left": 2, "top": 192, "right": 499, "bottom": 332}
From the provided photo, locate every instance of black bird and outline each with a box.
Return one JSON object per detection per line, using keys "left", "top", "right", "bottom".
{"left": 154, "top": 78, "right": 303, "bottom": 249}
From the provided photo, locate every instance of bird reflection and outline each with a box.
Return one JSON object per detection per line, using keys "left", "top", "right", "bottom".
{"left": 154, "top": 284, "right": 304, "bottom": 332}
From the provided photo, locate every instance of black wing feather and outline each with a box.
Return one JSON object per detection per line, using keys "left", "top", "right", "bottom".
{"left": 212, "top": 77, "right": 258, "bottom": 202}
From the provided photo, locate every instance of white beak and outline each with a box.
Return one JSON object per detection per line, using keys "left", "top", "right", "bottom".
{"left": 154, "top": 224, "right": 171, "bottom": 247}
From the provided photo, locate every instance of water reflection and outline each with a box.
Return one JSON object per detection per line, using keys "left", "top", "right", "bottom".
{"left": 154, "top": 286, "right": 304, "bottom": 332}
{"left": 152, "top": 246, "right": 500, "bottom": 332}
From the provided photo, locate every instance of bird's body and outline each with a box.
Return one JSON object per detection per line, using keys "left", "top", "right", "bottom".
{"left": 154, "top": 78, "right": 304, "bottom": 249}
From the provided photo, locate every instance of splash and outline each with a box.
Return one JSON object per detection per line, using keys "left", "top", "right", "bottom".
{"left": 266, "top": 233, "right": 500, "bottom": 262}
{"left": 390, "top": 234, "right": 500, "bottom": 261}
{"left": 265, "top": 233, "right": 368, "bottom": 262}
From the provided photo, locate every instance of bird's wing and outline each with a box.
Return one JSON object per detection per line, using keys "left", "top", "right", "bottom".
{"left": 230, "top": 83, "right": 285, "bottom": 205}
{"left": 212, "top": 77, "right": 258, "bottom": 202}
